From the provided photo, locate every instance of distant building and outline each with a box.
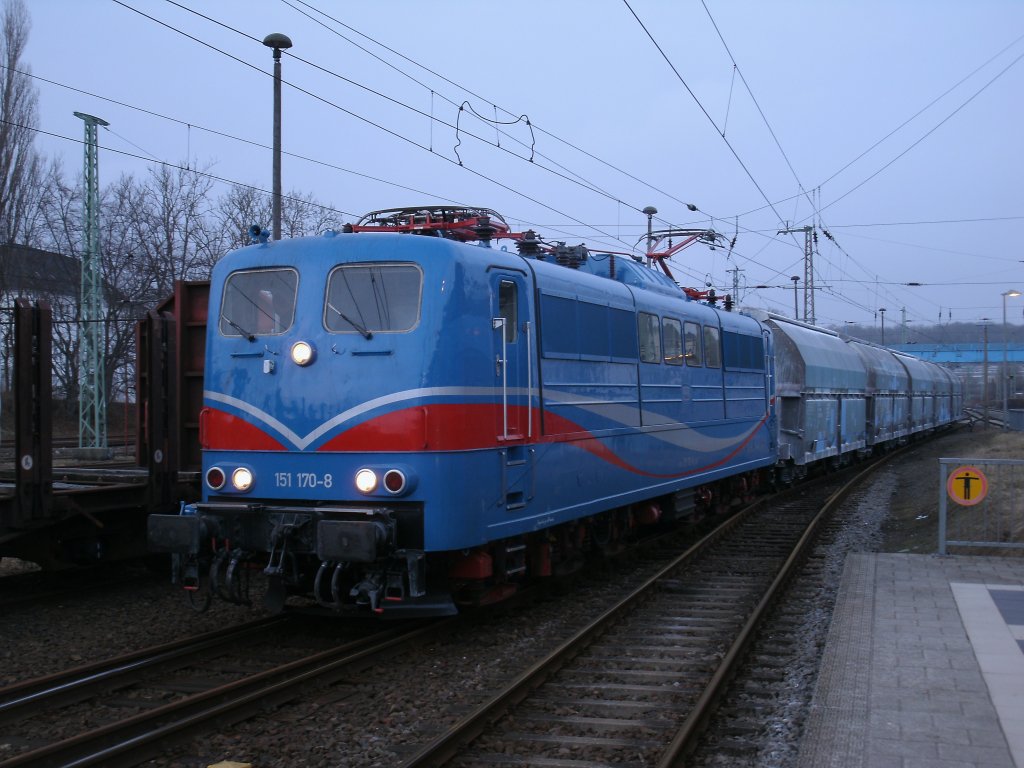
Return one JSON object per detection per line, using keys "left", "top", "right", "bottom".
{"left": 893, "top": 343, "right": 1024, "bottom": 407}
{"left": 0, "top": 243, "right": 83, "bottom": 397}
{"left": 0, "top": 243, "right": 81, "bottom": 298}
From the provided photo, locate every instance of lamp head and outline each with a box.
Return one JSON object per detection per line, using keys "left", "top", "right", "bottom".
{"left": 263, "top": 33, "right": 293, "bottom": 51}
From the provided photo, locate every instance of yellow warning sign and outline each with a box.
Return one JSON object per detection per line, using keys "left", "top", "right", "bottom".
{"left": 947, "top": 466, "right": 988, "bottom": 506}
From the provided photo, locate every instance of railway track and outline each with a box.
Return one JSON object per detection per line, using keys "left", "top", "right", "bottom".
{"left": 686, "top": 474, "right": 896, "bottom": 765}
{"left": 0, "top": 436, "right": 136, "bottom": 461}
{"left": 0, "top": 614, "right": 449, "bottom": 767}
{"left": 400, "top": 463, "right": 884, "bottom": 768}
{"left": 0, "top": 565, "right": 160, "bottom": 611}
{"left": 964, "top": 406, "right": 1005, "bottom": 429}
{"left": 0, "top": 449, "right": 912, "bottom": 767}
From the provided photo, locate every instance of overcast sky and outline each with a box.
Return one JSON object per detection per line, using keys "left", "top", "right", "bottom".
{"left": 21, "top": 0, "right": 1024, "bottom": 335}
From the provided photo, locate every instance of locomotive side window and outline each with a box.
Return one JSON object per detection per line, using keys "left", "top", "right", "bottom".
{"left": 539, "top": 294, "right": 577, "bottom": 356}
{"left": 722, "top": 331, "right": 765, "bottom": 370}
{"left": 498, "top": 280, "right": 518, "bottom": 342}
{"left": 579, "top": 301, "right": 609, "bottom": 359}
{"left": 325, "top": 263, "right": 423, "bottom": 333}
{"left": 704, "top": 326, "right": 722, "bottom": 368}
{"left": 638, "top": 312, "right": 661, "bottom": 363}
{"left": 220, "top": 268, "right": 298, "bottom": 338}
{"left": 684, "top": 322, "right": 703, "bottom": 366}
{"left": 663, "top": 318, "right": 683, "bottom": 365}
{"left": 610, "top": 308, "right": 638, "bottom": 361}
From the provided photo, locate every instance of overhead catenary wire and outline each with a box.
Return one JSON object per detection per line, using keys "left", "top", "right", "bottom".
{"left": 691, "top": 11, "right": 1024, "bottom": 325}
{"left": 0, "top": 116, "right": 361, "bottom": 220}
{"left": 155, "top": 0, "right": 678, "bottom": 244}
{"left": 7, "top": 112, "right": 645, "bottom": 258}
{"left": 819, "top": 30, "right": 1024, "bottom": 192}
{"left": 25, "top": 1, "right": 1016, "bottom": 327}
{"left": 103, "top": 0, "right": 651, "bottom": 253}
{"left": 621, "top": 0, "right": 795, "bottom": 237}
{"left": 134, "top": 0, "right": 842, "bottom": 290}
{"left": 153, "top": 0, "right": 831, "bottom": 286}
{"left": 811, "top": 45, "right": 1024, "bottom": 219}
{"left": 618, "top": 0, "right": 854, "bottom": 320}
{"left": 283, "top": 0, "right": 709, "bottom": 217}
{"left": 696, "top": 1, "right": 910, "bottom": 324}
{"left": 1, "top": 64, "right": 473, "bottom": 208}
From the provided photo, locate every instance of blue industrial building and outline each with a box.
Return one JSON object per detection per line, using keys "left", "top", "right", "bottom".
{"left": 891, "top": 343, "right": 1024, "bottom": 365}
{"left": 892, "top": 343, "right": 1024, "bottom": 412}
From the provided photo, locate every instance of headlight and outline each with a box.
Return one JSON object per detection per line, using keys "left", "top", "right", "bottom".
{"left": 291, "top": 341, "right": 315, "bottom": 366}
{"left": 232, "top": 467, "right": 254, "bottom": 492}
{"left": 355, "top": 468, "right": 378, "bottom": 494}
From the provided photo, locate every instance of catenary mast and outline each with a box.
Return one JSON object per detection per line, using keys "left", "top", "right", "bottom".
{"left": 74, "top": 111, "right": 108, "bottom": 450}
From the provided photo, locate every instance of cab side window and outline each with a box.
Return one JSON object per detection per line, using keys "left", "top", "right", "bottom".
{"left": 497, "top": 280, "right": 518, "bottom": 342}
{"left": 638, "top": 312, "right": 662, "bottom": 363}
{"left": 663, "top": 318, "right": 683, "bottom": 365}
{"left": 684, "top": 321, "right": 702, "bottom": 366}
{"left": 704, "top": 326, "right": 721, "bottom": 368}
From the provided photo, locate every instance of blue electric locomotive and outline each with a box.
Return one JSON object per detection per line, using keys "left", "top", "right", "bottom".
{"left": 148, "top": 207, "right": 779, "bottom": 616}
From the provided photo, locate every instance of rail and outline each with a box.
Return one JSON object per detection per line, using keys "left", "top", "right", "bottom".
{"left": 0, "top": 616, "right": 287, "bottom": 725}
{"left": 0, "top": 617, "right": 451, "bottom": 768}
{"left": 400, "top": 459, "right": 890, "bottom": 767}
{"left": 658, "top": 461, "right": 882, "bottom": 766}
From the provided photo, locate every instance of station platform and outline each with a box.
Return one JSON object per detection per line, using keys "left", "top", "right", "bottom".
{"left": 798, "top": 553, "right": 1024, "bottom": 767}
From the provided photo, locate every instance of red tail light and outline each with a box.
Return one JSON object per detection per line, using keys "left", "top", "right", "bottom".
{"left": 383, "top": 469, "right": 407, "bottom": 494}
{"left": 206, "top": 467, "right": 226, "bottom": 490}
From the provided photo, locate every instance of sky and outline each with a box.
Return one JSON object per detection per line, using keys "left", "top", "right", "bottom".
{"left": 19, "top": 0, "right": 1024, "bottom": 336}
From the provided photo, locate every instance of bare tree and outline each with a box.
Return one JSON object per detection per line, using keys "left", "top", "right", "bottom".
{"left": 151, "top": 163, "right": 213, "bottom": 287}
{"left": 30, "top": 161, "right": 83, "bottom": 411}
{"left": 35, "top": 159, "right": 81, "bottom": 255}
{"left": 215, "top": 183, "right": 271, "bottom": 252}
{"left": 215, "top": 184, "right": 344, "bottom": 250}
{"left": 281, "top": 188, "right": 344, "bottom": 238}
{"left": 0, "top": 72, "right": 348, "bottom": 411}
{"left": 0, "top": 0, "right": 41, "bottom": 245}
{"left": 0, "top": 0, "right": 41, "bottom": 402}
{"left": 100, "top": 174, "right": 159, "bottom": 404}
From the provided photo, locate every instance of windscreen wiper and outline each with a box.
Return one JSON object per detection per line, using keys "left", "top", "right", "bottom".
{"left": 328, "top": 302, "right": 373, "bottom": 340}
{"left": 225, "top": 317, "right": 256, "bottom": 342}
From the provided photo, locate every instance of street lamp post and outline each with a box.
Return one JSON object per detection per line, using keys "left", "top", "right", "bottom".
{"left": 879, "top": 308, "right": 887, "bottom": 346}
{"left": 982, "top": 320, "right": 990, "bottom": 428}
{"left": 643, "top": 206, "right": 657, "bottom": 266}
{"left": 791, "top": 276, "right": 800, "bottom": 319}
{"left": 263, "top": 33, "right": 293, "bottom": 241}
{"left": 1002, "top": 289, "right": 1020, "bottom": 428}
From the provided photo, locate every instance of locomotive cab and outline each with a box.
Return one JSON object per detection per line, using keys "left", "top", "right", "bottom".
{"left": 150, "top": 227, "right": 538, "bottom": 616}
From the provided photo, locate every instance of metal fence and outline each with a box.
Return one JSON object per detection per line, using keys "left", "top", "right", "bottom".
{"left": 1007, "top": 409, "right": 1024, "bottom": 431}
{"left": 939, "top": 458, "right": 1024, "bottom": 555}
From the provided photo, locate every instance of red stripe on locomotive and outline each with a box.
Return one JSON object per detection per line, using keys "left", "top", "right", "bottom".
{"left": 201, "top": 401, "right": 767, "bottom": 482}
{"left": 201, "top": 409, "right": 286, "bottom": 450}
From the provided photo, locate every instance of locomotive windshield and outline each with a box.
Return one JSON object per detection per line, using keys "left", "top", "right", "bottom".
{"left": 219, "top": 268, "right": 298, "bottom": 338}
{"left": 325, "top": 263, "right": 423, "bottom": 334}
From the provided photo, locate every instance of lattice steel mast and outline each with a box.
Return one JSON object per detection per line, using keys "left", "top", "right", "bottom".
{"left": 779, "top": 225, "right": 815, "bottom": 324}
{"left": 74, "top": 111, "right": 108, "bottom": 450}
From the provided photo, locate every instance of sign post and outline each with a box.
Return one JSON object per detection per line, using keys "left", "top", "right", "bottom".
{"left": 947, "top": 466, "right": 989, "bottom": 506}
